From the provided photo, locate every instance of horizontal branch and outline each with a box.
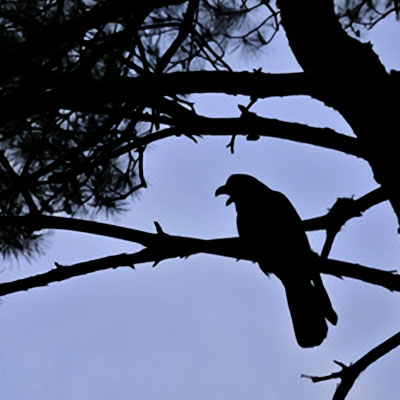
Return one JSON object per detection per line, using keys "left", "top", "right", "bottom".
{"left": 0, "top": 71, "right": 319, "bottom": 123}
{"left": 84, "top": 111, "right": 362, "bottom": 159}
{"left": 68, "top": 70, "right": 315, "bottom": 102}
{"left": 174, "top": 114, "right": 363, "bottom": 158}
{"left": 0, "top": 215, "right": 399, "bottom": 296}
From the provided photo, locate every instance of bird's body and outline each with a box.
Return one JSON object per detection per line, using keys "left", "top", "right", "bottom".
{"left": 216, "top": 174, "right": 337, "bottom": 348}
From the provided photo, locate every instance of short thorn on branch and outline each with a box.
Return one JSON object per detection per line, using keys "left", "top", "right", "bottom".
{"left": 152, "top": 259, "right": 162, "bottom": 267}
{"left": 333, "top": 360, "right": 349, "bottom": 369}
{"left": 184, "top": 133, "right": 199, "bottom": 143}
{"left": 154, "top": 221, "right": 167, "bottom": 235}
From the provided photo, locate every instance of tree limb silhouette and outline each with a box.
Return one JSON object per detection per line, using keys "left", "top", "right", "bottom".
{"left": 303, "top": 330, "right": 400, "bottom": 400}
{"left": 304, "top": 187, "right": 388, "bottom": 258}
{"left": 0, "top": 71, "right": 332, "bottom": 124}
{"left": 0, "top": 215, "right": 399, "bottom": 296}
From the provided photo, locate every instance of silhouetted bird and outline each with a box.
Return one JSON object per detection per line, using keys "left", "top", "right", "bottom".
{"left": 215, "top": 174, "right": 337, "bottom": 348}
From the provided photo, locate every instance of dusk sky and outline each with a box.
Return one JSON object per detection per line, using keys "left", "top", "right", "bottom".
{"left": 1, "top": 11, "right": 400, "bottom": 400}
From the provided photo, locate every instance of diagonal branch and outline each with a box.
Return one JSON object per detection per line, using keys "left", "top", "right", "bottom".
{"left": 320, "top": 258, "right": 399, "bottom": 292}
{"left": 155, "top": 0, "right": 200, "bottom": 72}
{"left": 304, "top": 187, "right": 387, "bottom": 232}
{"left": 303, "top": 187, "right": 387, "bottom": 258}
{"left": 303, "top": 330, "right": 400, "bottom": 400}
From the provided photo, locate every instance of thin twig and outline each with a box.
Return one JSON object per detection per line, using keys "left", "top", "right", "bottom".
{"left": 303, "top": 330, "right": 400, "bottom": 400}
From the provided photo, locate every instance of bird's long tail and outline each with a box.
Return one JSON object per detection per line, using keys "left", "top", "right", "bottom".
{"left": 281, "top": 274, "right": 337, "bottom": 348}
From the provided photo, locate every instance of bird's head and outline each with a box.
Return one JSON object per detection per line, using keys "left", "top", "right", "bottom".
{"left": 215, "top": 174, "right": 263, "bottom": 206}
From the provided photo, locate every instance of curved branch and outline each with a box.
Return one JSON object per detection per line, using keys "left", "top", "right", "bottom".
{"left": 303, "top": 330, "right": 400, "bottom": 400}
{"left": 0, "top": 215, "right": 156, "bottom": 246}
{"left": 87, "top": 112, "right": 362, "bottom": 159}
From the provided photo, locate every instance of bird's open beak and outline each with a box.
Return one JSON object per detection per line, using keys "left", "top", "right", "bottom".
{"left": 215, "top": 185, "right": 233, "bottom": 206}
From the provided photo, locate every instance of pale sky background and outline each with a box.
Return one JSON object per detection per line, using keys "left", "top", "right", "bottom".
{"left": 1, "top": 13, "right": 400, "bottom": 400}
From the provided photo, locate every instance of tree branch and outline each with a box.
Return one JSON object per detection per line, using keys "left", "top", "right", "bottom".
{"left": 72, "top": 106, "right": 360, "bottom": 159}
{"left": 0, "top": 0, "right": 189, "bottom": 85}
{"left": 303, "top": 330, "right": 400, "bottom": 400}
{"left": 58, "top": 106, "right": 362, "bottom": 159}
{"left": 173, "top": 114, "right": 363, "bottom": 158}
{"left": 0, "top": 71, "right": 323, "bottom": 124}
{"left": 0, "top": 215, "right": 399, "bottom": 296}
{"left": 321, "top": 258, "right": 399, "bottom": 292}
{"left": 276, "top": 0, "right": 400, "bottom": 232}
{"left": 303, "top": 187, "right": 388, "bottom": 258}
{"left": 304, "top": 187, "right": 387, "bottom": 231}
{"left": 155, "top": 0, "right": 200, "bottom": 72}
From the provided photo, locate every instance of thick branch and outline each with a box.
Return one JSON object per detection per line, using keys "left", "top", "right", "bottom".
{"left": 86, "top": 111, "right": 362, "bottom": 159}
{"left": 277, "top": 0, "right": 400, "bottom": 231}
{"left": 174, "top": 114, "right": 363, "bottom": 158}
{"left": 0, "top": 71, "right": 322, "bottom": 124}
{"left": 303, "top": 330, "right": 400, "bottom": 400}
{"left": 0, "top": 215, "right": 399, "bottom": 296}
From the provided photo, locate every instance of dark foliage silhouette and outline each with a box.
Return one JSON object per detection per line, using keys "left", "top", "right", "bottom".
{"left": 216, "top": 174, "right": 337, "bottom": 347}
{"left": 0, "top": 0, "right": 400, "bottom": 398}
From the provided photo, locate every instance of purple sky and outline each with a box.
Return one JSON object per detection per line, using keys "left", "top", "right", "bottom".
{"left": 1, "top": 14, "right": 400, "bottom": 400}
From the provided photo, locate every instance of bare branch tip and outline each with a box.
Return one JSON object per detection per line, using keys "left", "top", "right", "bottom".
{"left": 226, "top": 135, "right": 236, "bottom": 154}
{"left": 154, "top": 221, "right": 165, "bottom": 235}
{"left": 333, "top": 360, "right": 348, "bottom": 369}
{"left": 185, "top": 134, "right": 198, "bottom": 143}
{"left": 300, "top": 373, "right": 321, "bottom": 383}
